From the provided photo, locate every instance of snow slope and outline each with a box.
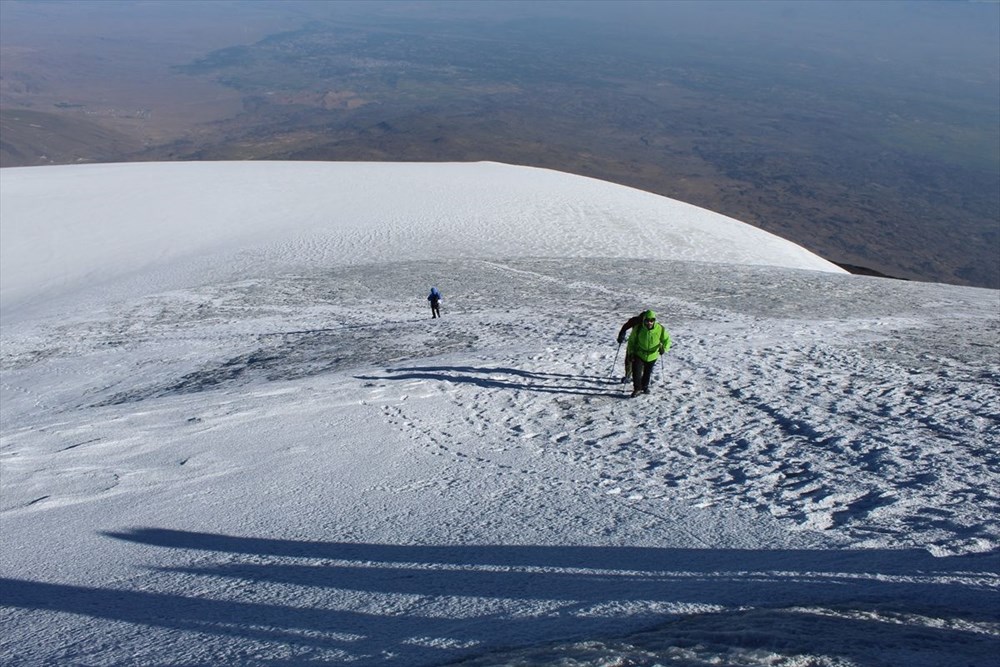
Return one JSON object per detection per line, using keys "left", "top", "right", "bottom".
{"left": 0, "top": 162, "right": 997, "bottom": 666}
{"left": 0, "top": 161, "right": 842, "bottom": 319}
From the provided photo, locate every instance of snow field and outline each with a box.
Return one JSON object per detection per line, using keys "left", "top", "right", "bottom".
{"left": 1, "top": 160, "right": 996, "bottom": 666}
{"left": 2, "top": 256, "right": 997, "bottom": 665}
{"left": 0, "top": 161, "right": 844, "bottom": 320}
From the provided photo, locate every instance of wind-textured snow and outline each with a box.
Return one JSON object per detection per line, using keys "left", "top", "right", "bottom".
{"left": 0, "top": 162, "right": 997, "bottom": 666}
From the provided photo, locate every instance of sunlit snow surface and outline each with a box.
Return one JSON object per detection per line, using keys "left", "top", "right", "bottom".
{"left": 0, "top": 161, "right": 843, "bottom": 319}
{"left": 1, "top": 163, "right": 997, "bottom": 666}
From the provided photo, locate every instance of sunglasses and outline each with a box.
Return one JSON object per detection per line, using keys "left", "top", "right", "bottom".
{"left": 644, "top": 318, "right": 656, "bottom": 323}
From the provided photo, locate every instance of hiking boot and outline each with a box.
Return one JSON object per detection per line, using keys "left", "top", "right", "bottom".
{"left": 630, "top": 388, "right": 642, "bottom": 398}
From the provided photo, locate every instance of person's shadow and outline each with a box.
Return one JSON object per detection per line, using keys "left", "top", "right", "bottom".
{"left": 3, "top": 528, "right": 997, "bottom": 665}
{"left": 356, "top": 364, "right": 623, "bottom": 398}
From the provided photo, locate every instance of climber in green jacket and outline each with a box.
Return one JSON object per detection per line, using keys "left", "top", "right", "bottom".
{"left": 626, "top": 309, "right": 671, "bottom": 397}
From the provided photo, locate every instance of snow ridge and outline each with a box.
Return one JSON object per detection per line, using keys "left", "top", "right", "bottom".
{"left": 0, "top": 161, "right": 843, "bottom": 318}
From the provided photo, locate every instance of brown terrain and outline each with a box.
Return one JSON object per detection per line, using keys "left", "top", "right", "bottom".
{"left": 2, "top": 1, "right": 997, "bottom": 288}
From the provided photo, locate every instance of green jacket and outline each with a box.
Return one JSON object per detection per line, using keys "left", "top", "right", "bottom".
{"left": 627, "top": 310, "right": 671, "bottom": 362}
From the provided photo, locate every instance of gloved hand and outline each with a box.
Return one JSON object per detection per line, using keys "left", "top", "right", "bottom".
{"left": 659, "top": 346, "right": 665, "bottom": 354}
{"left": 617, "top": 336, "right": 625, "bottom": 345}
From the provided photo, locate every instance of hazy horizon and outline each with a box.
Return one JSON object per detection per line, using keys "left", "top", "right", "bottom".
{"left": 1, "top": 0, "right": 998, "bottom": 287}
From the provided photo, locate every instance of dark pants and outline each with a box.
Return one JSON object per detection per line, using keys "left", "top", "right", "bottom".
{"left": 632, "top": 357, "right": 656, "bottom": 392}
{"left": 430, "top": 301, "right": 441, "bottom": 318}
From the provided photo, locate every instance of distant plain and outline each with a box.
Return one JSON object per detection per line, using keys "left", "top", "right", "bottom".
{"left": 1, "top": 0, "right": 997, "bottom": 288}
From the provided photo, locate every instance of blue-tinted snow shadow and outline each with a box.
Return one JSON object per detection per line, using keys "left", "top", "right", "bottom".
{"left": 356, "top": 364, "right": 623, "bottom": 397}
{"left": 3, "top": 528, "right": 997, "bottom": 665}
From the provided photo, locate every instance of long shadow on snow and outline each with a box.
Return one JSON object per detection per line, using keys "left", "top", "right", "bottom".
{"left": 356, "top": 364, "right": 622, "bottom": 398}
{"left": 3, "top": 528, "right": 995, "bottom": 664}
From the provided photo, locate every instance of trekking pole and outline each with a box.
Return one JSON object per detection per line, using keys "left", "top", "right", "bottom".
{"left": 610, "top": 340, "right": 622, "bottom": 378}
{"left": 659, "top": 347, "right": 668, "bottom": 385}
